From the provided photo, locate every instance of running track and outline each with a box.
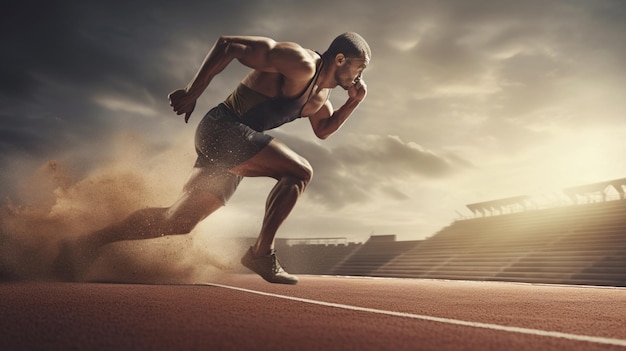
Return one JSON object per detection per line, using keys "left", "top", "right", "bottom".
{"left": 1, "top": 274, "right": 625, "bottom": 350}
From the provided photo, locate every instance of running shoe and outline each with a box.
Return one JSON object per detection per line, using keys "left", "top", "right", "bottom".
{"left": 241, "top": 247, "right": 299, "bottom": 285}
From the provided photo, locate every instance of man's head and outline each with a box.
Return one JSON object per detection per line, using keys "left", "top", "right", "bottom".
{"left": 323, "top": 32, "right": 371, "bottom": 90}
{"left": 323, "top": 32, "right": 371, "bottom": 62}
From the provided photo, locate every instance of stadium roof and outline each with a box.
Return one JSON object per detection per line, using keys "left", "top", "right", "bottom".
{"left": 563, "top": 177, "right": 626, "bottom": 201}
{"left": 466, "top": 195, "right": 530, "bottom": 215}
{"left": 465, "top": 178, "right": 626, "bottom": 217}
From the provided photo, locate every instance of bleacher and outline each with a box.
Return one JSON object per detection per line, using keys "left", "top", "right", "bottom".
{"left": 371, "top": 179, "right": 626, "bottom": 286}
{"left": 330, "top": 235, "right": 421, "bottom": 276}
{"left": 274, "top": 238, "right": 361, "bottom": 275}
{"left": 370, "top": 201, "right": 624, "bottom": 286}
{"left": 266, "top": 178, "right": 626, "bottom": 287}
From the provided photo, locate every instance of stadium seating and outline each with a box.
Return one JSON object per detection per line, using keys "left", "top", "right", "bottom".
{"left": 274, "top": 238, "right": 362, "bottom": 275}
{"left": 329, "top": 235, "right": 421, "bottom": 276}
{"left": 369, "top": 200, "right": 626, "bottom": 286}
{"left": 264, "top": 179, "right": 626, "bottom": 287}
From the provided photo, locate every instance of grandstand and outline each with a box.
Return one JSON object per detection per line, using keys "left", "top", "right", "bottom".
{"left": 330, "top": 235, "right": 421, "bottom": 276}
{"left": 279, "top": 178, "right": 626, "bottom": 287}
{"left": 274, "top": 237, "right": 361, "bottom": 275}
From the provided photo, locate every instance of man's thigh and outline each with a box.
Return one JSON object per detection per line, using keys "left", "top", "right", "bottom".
{"left": 229, "top": 139, "right": 312, "bottom": 180}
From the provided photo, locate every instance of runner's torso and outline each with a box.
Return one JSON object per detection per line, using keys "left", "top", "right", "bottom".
{"left": 223, "top": 52, "right": 325, "bottom": 132}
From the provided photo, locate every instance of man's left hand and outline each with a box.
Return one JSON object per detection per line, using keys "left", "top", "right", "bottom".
{"left": 348, "top": 77, "right": 367, "bottom": 102}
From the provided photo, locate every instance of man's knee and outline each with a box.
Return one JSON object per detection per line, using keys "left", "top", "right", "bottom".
{"left": 301, "top": 161, "right": 314, "bottom": 183}
{"left": 290, "top": 164, "right": 312, "bottom": 197}
{"left": 294, "top": 159, "right": 313, "bottom": 188}
{"left": 163, "top": 208, "right": 206, "bottom": 235}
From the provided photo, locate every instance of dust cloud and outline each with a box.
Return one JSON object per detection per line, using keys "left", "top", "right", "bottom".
{"left": 0, "top": 133, "right": 249, "bottom": 283}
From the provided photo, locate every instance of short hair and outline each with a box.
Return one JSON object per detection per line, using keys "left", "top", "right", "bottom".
{"left": 323, "top": 32, "right": 371, "bottom": 61}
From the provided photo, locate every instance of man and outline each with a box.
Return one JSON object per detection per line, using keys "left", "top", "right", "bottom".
{"left": 63, "top": 32, "right": 370, "bottom": 284}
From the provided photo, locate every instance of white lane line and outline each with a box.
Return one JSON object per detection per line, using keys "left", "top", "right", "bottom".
{"left": 207, "top": 283, "right": 626, "bottom": 348}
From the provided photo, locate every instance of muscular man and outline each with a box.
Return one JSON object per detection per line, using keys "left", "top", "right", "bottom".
{"left": 64, "top": 32, "right": 370, "bottom": 284}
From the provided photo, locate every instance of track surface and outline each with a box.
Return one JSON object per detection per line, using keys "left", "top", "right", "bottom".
{"left": 1, "top": 274, "right": 625, "bottom": 350}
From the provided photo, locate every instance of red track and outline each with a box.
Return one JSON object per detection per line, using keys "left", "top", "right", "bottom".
{"left": 1, "top": 274, "right": 625, "bottom": 350}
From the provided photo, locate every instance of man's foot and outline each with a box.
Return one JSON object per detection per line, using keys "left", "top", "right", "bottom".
{"left": 240, "top": 247, "right": 299, "bottom": 285}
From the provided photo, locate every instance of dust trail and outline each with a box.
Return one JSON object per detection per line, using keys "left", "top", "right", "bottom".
{"left": 0, "top": 133, "right": 247, "bottom": 283}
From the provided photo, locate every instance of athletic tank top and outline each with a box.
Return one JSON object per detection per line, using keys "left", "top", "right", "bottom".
{"left": 223, "top": 52, "right": 324, "bottom": 132}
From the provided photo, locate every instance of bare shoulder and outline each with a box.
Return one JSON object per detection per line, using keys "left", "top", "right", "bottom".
{"left": 269, "top": 42, "right": 317, "bottom": 81}
{"left": 225, "top": 36, "right": 317, "bottom": 81}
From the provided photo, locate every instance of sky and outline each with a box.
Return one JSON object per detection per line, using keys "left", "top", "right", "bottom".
{"left": 2, "top": 0, "right": 626, "bottom": 245}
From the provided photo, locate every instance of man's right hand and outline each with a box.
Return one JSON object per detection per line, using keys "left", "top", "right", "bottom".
{"left": 168, "top": 89, "right": 197, "bottom": 123}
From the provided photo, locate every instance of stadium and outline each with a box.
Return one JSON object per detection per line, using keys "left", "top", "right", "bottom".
{"left": 3, "top": 178, "right": 625, "bottom": 350}
{"left": 275, "top": 177, "right": 626, "bottom": 288}
{"left": 3, "top": 1, "right": 626, "bottom": 350}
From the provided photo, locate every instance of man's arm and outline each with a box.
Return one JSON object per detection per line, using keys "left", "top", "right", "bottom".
{"left": 169, "top": 36, "right": 314, "bottom": 122}
{"left": 185, "top": 36, "right": 288, "bottom": 98}
{"left": 309, "top": 79, "right": 367, "bottom": 139}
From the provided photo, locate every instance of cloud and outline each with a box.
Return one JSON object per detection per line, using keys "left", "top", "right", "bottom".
{"left": 2, "top": 0, "right": 626, "bottom": 245}
{"left": 93, "top": 95, "right": 158, "bottom": 117}
{"left": 275, "top": 132, "right": 470, "bottom": 209}
{"left": 335, "top": 135, "right": 463, "bottom": 178}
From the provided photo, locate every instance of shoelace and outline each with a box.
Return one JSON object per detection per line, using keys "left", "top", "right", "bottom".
{"left": 268, "top": 251, "right": 285, "bottom": 274}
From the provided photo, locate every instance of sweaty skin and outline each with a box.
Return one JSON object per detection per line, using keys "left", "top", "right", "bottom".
{"left": 169, "top": 36, "right": 368, "bottom": 255}
{"left": 74, "top": 35, "right": 369, "bottom": 281}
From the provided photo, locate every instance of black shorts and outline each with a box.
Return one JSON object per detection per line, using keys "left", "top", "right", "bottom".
{"left": 190, "top": 104, "right": 273, "bottom": 204}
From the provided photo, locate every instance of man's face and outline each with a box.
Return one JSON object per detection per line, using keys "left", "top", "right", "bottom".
{"left": 335, "top": 55, "right": 369, "bottom": 90}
